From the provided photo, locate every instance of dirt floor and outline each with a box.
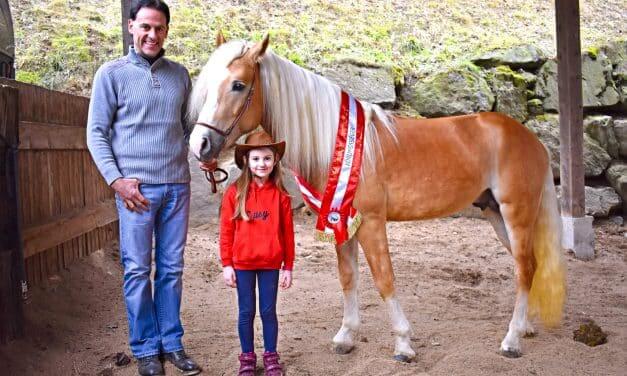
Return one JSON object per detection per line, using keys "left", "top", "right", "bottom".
{"left": 1, "top": 211, "right": 625, "bottom": 376}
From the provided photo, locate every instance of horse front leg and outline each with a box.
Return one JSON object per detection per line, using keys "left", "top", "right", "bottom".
{"left": 332, "top": 237, "right": 360, "bottom": 354}
{"left": 357, "top": 217, "right": 415, "bottom": 362}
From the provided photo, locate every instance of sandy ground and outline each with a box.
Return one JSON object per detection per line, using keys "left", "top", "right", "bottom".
{"left": 1, "top": 211, "right": 626, "bottom": 376}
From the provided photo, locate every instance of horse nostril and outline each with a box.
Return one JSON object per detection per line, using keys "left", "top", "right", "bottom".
{"left": 200, "top": 136, "right": 211, "bottom": 157}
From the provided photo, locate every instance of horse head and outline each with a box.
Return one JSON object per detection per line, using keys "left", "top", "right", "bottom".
{"left": 188, "top": 32, "right": 269, "bottom": 162}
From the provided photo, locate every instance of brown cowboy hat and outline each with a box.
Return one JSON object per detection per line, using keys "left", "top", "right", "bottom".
{"left": 234, "top": 130, "right": 286, "bottom": 169}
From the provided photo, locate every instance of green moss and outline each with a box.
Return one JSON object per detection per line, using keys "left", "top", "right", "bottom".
{"left": 585, "top": 46, "right": 600, "bottom": 59}
{"left": 492, "top": 65, "right": 527, "bottom": 87}
{"left": 16, "top": 70, "right": 42, "bottom": 85}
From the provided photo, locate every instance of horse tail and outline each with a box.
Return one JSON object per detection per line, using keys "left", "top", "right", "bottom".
{"left": 528, "top": 165, "right": 566, "bottom": 327}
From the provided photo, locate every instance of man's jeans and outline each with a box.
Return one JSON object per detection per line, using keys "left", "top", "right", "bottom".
{"left": 115, "top": 183, "right": 190, "bottom": 358}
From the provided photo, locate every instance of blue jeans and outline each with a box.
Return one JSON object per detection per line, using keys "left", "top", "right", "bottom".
{"left": 235, "top": 269, "right": 280, "bottom": 353}
{"left": 115, "top": 183, "right": 190, "bottom": 358}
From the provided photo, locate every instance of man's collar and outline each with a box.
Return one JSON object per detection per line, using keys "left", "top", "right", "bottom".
{"left": 128, "top": 46, "right": 166, "bottom": 68}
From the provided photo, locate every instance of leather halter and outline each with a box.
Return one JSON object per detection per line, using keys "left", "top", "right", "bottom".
{"left": 194, "top": 63, "right": 257, "bottom": 139}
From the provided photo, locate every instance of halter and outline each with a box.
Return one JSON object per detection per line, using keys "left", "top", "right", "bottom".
{"left": 195, "top": 63, "right": 258, "bottom": 193}
{"left": 194, "top": 63, "right": 257, "bottom": 139}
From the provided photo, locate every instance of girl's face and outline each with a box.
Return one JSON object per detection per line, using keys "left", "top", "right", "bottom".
{"left": 247, "top": 147, "right": 276, "bottom": 182}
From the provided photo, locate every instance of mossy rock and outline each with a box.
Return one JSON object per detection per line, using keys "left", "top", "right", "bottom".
{"left": 400, "top": 64, "right": 494, "bottom": 117}
{"left": 485, "top": 66, "right": 529, "bottom": 122}
{"left": 472, "top": 44, "right": 547, "bottom": 70}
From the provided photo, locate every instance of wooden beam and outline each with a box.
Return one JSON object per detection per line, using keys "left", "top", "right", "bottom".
{"left": 18, "top": 121, "right": 86, "bottom": 150}
{"left": 22, "top": 200, "right": 118, "bottom": 259}
{"left": 555, "top": 0, "right": 585, "bottom": 217}
{"left": 122, "top": 0, "right": 132, "bottom": 55}
{"left": 0, "top": 84, "right": 24, "bottom": 343}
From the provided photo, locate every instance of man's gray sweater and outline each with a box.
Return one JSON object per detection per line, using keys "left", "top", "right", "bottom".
{"left": 87, "top": 48, "right": 192, "bottom": 186}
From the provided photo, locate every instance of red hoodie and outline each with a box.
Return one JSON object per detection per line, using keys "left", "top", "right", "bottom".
{"left": 219, "top": 180, "right": 295, "bottom": 271}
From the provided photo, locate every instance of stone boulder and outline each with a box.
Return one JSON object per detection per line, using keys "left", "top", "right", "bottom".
{"left": 583, "top": 115, "right": 619, "bottom": 158}
{"left": 605, "top": 161, "right": 627, "bottom": 211}
{"left": 472, "top": 44, "right": 547, "bottom": 70}
{"left": 613, "top": 118, "right": 627, "bottom": 158}
{"left": 535, "top": 52, "right": 620, "bottom": 111}
{"left": 485, "top": 66, "right": 529, "bottom": 122}
{"left": 557, "top": 186, "right": 621, "bottom": 218}
{"left": 601, "top": 39, "right": 627, "bottom": 68}
{"left": 321, "top": 61, "right": 396, "bottom": 108}
{"left": 524, "top": 115, "right": 612, "bottom": 178}
{"left": 401, "top": 64, "right": 494, "bottom": 117}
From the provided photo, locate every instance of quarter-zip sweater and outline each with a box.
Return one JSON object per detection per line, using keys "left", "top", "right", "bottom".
{"left": 220, "top": 181, "right": 295, "bottom": 271}
{"left": 87, "top": 47, "right": 192, "bottom": 185}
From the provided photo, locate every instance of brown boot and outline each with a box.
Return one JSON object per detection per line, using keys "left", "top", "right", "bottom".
{"left": 263, "top": 351, "right": 283, "bottom": 376}
{"left": 238, "top": 352, "right": 256, "bottom": 376}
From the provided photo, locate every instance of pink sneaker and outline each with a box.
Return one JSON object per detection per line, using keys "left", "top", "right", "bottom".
{"left": 263, "top": 351, "right": 283, "bottom": 376}
{"left": 238, "top": 352, "right": 257, "bottom": 376}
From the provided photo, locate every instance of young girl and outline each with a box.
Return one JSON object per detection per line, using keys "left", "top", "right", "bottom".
{"left": 219, "top": 130, "right": 294, "bottom": 376}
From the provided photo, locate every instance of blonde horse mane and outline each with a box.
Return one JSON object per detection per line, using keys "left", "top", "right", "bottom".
{"left": 188, "top": 40, "right": 397, "bottom": 183}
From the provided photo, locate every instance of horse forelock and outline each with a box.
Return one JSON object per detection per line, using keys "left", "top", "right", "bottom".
{"left": 258, "top": 50, "right": 397, "bottom": 186}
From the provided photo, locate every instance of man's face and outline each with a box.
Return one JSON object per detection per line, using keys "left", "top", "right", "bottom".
{"left": 128, "top": 7, "right": 168, "bottom": 59}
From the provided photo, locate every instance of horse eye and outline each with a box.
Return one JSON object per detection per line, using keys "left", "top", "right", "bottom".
{"left": 232, "top": 81, "right": 245, "bottom": 92}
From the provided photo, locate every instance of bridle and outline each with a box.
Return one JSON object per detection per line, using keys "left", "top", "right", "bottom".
{"left": 194, "top": 63, "right": 258, "bottom": 193}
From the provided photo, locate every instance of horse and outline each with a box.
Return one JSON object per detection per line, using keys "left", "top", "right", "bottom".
{"left": 187, "top": 33, "right": 566, "bottom": 360}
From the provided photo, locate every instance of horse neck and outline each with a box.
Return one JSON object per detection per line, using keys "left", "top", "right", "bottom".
{"left": 260, "top": 52, "right": 341, "bottom": 189}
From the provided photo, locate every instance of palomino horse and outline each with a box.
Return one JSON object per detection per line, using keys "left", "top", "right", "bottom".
{"left": 188, "top": 34, "right": 566, "bottom": 360}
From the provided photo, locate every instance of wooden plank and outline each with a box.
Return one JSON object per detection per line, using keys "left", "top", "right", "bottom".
{"left": 0, "top": 84, "right": 24, "bottom": 343}
{"left": 18, "top": 121, "right": 86, "bottom": 150}
{"left": 555, "top": 0, "right": 585, "bottom": 217}
{"left": 17, "top": 82, "right": 48, "bottom": 124}
{"left": 22, "top": 200, "right": 118, "bottom": 259}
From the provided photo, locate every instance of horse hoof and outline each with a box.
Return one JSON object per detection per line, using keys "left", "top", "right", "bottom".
{"left": 333, "top": 344, "right": 354, "bottom": 354}
{"left": 393, "top": 354, "right": 412, "bottom": 363}
{"left": 500, "top": 349, "right": 522, "bottom": 358}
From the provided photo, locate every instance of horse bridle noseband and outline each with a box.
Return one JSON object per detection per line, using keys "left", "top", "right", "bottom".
{"left": 195, "top": 64, "right": 257, "bottom": 194}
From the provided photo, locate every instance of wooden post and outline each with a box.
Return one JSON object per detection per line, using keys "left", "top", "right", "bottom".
{"left": 555, "top": 0, "right": 594, "bottom": 259}
{"left": 0, "top": 84, "right": 24, "bottom": 343}
{"left": 121, "top": 0, "right": 132, "bottom": 55}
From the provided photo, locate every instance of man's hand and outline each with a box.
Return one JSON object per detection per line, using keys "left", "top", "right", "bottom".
{"left": 280, "top": 270, "right": 292, "bottom": 290}
{"left": 111, "top": 178, "right": 149, "bottom": 212}
{"left": 199, "top": 159, "right": 218, "bottom": 172}
{"left": 223, "top": 266, "right": 237, "bottom": 288}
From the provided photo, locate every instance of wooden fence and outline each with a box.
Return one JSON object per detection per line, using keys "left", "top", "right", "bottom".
{"left": 0, "top": 78, "right": 118, "bottom": 287}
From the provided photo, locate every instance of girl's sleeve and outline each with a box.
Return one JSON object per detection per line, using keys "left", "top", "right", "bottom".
{"left": 280, "top": 194, "right": 295, "bottom": 271}
{"left": 219, "top": 186, "right": 236, "bottom": 267}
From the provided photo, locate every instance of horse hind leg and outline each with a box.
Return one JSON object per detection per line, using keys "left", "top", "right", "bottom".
{"left": 332, "top": 237, "right": 360, "bottom": 354}
{"left": 356, "top": 217, "right": 415, "bottom": 362}
{"left": 496, "top": 200, "right": 538, "bottom": 358}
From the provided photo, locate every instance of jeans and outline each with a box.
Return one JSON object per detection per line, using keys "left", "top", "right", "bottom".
{"left": 115, "top": 183, "right": 190, "bottom": 358}
{"left": 235, "top": 269, "right": 280, "bottom": 353}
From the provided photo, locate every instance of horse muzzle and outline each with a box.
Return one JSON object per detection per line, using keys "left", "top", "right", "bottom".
{"left": 190, "top": 124, "right": 227, "bottom": 162}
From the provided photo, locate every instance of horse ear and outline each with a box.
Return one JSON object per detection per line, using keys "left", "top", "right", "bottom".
{"left": 216, "top": 30, "right": 227, "bottom": 47}
{"left": 249, "top": 33, "right": 270, "bottom": 62}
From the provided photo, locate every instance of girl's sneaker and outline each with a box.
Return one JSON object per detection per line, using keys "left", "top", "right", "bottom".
{"left": 238, "top": 352, "right": 257, "bottom": 376}
{"left": 263, "top": 351, "right": 283, "bottom": 376}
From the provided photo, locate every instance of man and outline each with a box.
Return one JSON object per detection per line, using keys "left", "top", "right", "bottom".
{"left": 87, "top": 1, "right": 201, "bottom": 375}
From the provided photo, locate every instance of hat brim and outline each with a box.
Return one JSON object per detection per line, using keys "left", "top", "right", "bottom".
{"left": 234, "top": 141, "right": 286, "bottom": 169}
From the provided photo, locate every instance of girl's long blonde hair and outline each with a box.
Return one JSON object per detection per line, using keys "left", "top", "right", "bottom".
{"left": 233, "top": 147, "right": 288, "bottom": 221}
